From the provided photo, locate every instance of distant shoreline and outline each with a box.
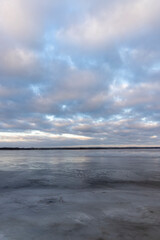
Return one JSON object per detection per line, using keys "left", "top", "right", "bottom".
{"left": 0, "top": 147, "right": 160, "bottom": 150}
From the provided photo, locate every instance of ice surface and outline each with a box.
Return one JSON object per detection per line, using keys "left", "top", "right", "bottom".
{"left": 0, "top": 149, "right": 160, "bottom": 240}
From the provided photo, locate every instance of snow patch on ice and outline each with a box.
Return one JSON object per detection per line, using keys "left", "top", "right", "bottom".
{"left": 68, "top": 212, "right": 93, "bottom": 224}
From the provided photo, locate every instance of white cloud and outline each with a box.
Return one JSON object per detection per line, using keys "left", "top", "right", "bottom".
{"left": 0, "top": 0, "right": 37, "bottom": 43}
{"left": 0, "top": 131, "right": 92, "bottom": 144}
{"left": 150, "top": 135, "right": 158, "bottom": 139}
{"left": 3, "top": 48, "right": 36, "bottom": 71}
{"left": 0, "top": 0, "right": 60, "bottom": 46}
{"left": 57, "top": 0, "right": 160, "bottom": 49}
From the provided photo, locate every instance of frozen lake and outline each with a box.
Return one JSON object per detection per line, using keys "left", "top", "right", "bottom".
{"left": 0, "top": 149, "right": 160, "bottom": 240}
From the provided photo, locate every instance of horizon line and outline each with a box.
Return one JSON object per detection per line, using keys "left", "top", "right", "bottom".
{"left": 0, "top": 146, "right": 160, "bottom": 150}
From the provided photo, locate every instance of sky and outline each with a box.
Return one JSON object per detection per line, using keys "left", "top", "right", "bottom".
{"left": 0, "top": 0, "right": 160, "bottom": 147}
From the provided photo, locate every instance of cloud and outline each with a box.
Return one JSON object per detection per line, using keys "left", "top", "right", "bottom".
{"left": 0, "top": 0, "right": 160, "bottom": 146}
{"left": 57, "top": 0, "right": 160, "bottom": 50}
{"left": 0, "top": 0, "right": 62, "bottom": 47}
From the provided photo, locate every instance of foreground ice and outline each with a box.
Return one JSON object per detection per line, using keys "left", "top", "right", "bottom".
{"left": 0, "top": 149, "right": 160, "bottom": 240}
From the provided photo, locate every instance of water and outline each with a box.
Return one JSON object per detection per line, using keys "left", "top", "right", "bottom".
{"left": 0, "top": 149, "right": 160, "bottom": 240}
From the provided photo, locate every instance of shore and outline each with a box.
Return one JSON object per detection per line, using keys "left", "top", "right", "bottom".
{"left": 0, "top": 147, "right": 160, "bottom": 150}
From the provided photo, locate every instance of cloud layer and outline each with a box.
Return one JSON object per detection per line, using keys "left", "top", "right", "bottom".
{"left": 0, "top": 0, "right": 160, "bottom": 146}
